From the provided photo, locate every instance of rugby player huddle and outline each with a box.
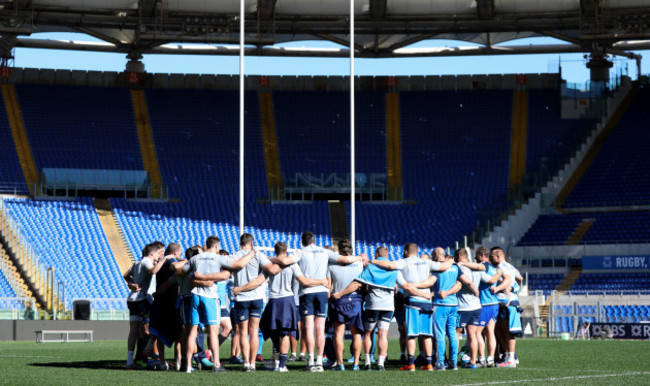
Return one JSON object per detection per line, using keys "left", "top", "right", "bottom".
{"left": 123, "top": 231, "right": 523, "bottom": 373}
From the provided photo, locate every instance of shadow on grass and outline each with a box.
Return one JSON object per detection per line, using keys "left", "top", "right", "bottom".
{"left": 29, "top": 358, "right": 407, "bottom": 371}
{"left": 30, "top": 360, "right": 126, "bottom": 370}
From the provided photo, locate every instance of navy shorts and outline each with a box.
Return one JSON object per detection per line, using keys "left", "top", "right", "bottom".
{"left": 220, "top": 307, "right": 230, "bottom": 318}
{"left": 458, "top": 309, "right": 482, "bottom": 328}
{"left": 180, "top": 296, "right": 192, "bottom": 325}
{"left": 329, "top": 294, "right": 364, "bottom": 332}
{"left": 128, "top": 299, "right": 152, "bottom": 323}
{"left": 260, "top": 296, "right": 298, "bottom": 340}
{"left": 299, "top": 292, "right": 328, "bottom": 318}
{"left": 233, "top": 298, "right": 264, "bottom": 322}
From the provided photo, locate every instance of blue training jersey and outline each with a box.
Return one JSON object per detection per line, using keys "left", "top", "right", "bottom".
{"left": 479, "top": 262, "right": 499, "bottom": 306}
{"left": 433, "top": 264, "right": 463, "bottom": 306}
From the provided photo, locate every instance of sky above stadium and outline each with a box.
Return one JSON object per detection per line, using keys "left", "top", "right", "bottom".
{"left": 14, "top": 33, "right": 649, "bottom": 87}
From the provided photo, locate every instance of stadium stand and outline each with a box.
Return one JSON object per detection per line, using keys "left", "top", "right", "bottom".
{"left": 0, "top": 271, "right": 17, "bottom": 298}
{"left": 16, "top": 84, "right": 143, "bottom": 171}
{"left": 0, "top": 95, "right": 29, "bottom": 194}
{"left": 563, "top": 88, "right": 650, "bottom": 207}
{"left": 518, "top": 211, "right": 650, "bottom": 245}
{"left": 527, "top": 273, "right": 565, "bottom": 295}
{"left": 110, "top": 88, "right": 332, "bottom": 258}
{"left": 352, "top": 90, "right": 513, "bottom": 257}
{"left": 525, "top": 89, "right": 591, "bottom": 177}
{"left": 273, "top": 90, "right": 386, "bottom": 179}
{"left": 568, "top": 272, "right": 650, "bottom": 295}
{"left": 1, "top": 197, "right": 128, "bottom": 310}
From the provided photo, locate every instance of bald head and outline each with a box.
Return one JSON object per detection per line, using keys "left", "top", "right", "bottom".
{"left": 434, "top": 247, "right": 446, "bottom": 262}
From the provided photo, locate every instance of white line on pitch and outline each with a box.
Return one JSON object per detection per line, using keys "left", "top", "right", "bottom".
{"left": 450, "top": 371, "right": 650, "bottom": 386}
{"left": 0, "top": 354, "right": 62, "bottom": 359}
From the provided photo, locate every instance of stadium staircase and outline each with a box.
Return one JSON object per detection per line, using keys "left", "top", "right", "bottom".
{"left": 131, "top": 89, "right": 165, "bottom": 199}
{"left": 537, "top": 302, "right": 550, "bottom": 335}
{"left": 508, "top": 91, "right": 528, "bottom": 188}
{"left": 385, "top": 93, "right": 403, "bottom": 200}
{"left": 0, "top": 85, "right": 39, "bottom": 196}
{"left": 0, "top": 243, "right": 33, "bottom": 299}
{"left": 555, "top": 266, "right": 582, "bottom": 293}
{"left": 554, "top": 88, "right": 638, "bottom": 208}
{"left": 94, "top": 198, "right": 134, "bottom": 274}
{"left": 328, "top": 201, "right": 349, "bottom": 246}
{"left": 258, "top": 92, "right": 283, "bottom": 198}
{"left": 565, "top": 218, "right": 595, "bottom": 245}
{"left": 0, "top": 208, "right": 47, "bottom": 308}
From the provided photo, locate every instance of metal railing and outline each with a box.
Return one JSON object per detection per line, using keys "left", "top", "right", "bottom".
{"left": 0, "top": 297, "right": 37, "bottom": 320}
{"left": 0, "top": 198, "right": 60, "bottom": 313}
{"left": 0, "top": 182, "right": 29, "bottom": 195}
{"left": 548, "top": 296, "right": 650, "bottom": 337}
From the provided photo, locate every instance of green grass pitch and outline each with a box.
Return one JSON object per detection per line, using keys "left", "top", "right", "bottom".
{"left": 0, "top": 338, "right": 649, "bottom": 385}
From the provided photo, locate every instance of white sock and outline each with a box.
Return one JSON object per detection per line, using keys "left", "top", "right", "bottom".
{"left": 365, "top": 354, "right": 371, "bottom": 363}
{"left": 316, "top": 355, "right": 323, "bottom": 366}
{"left": 378, "top": 356, "right": 386, "bottom": 367}
{"left": 509, "top": 352, "right": 515, "bottom": 361}
{"left": 487, "top": 356, "right": 494, "bottom": 363}
{"left": 291, "top": 352, "right": 296, "bottom": 356}
{"left": 308, "top": 353, "right": 315, "bottom": 366}
{"left": 127, "top": 351, "right": 134, "bottom": 364}
{"left": 478, "top": 356, "right": 485, "bottom": 363}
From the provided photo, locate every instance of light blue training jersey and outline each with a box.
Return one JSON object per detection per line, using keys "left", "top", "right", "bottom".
{"left": 479, "top": 262, "right": 499, "bottom": 306}
{"left": 433, "top": 264, "right": 464, "bottom": 306}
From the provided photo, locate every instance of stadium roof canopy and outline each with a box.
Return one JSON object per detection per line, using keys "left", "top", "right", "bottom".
{"left": 0, "top": 0, "right": 650, "bottom": 60}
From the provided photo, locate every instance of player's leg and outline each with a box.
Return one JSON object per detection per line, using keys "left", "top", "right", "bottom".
{"left": 475, "top": 325, "right": 485, "bottom": 365}
{"left": 289, "top": 329, "right": 298, "bottom": 361}
{"left": 485, "top": 311, "right": 497, "bottom": 366}
{"left": 362, "top": 310, "right": 377, "bottom": 368}
{"left": 400, "top": 306, "right": 418, "bottom": 370}
{"left": 350, "top": 325, "right": 363, "bottom": 367}
{"left": 248, "top": 317, "right": 262, "bottom": 368}
{"left": 205, "top": 297, "right": 221, "bottom": 368}
{"left": 249, "top": 299, "right": 264, "bottom": 364}
{"left": 185, "top": 325, "right": 199, "bottom": 371}
{"left": 314, "top": 316, "right": 327, "bottom": 367}
{"left": 466, "top": 325, "right": 478, "bottom": 365}
{"left": 447, "top": 309, "right": 459, "bottom": 368}
{"left": 219, "top": 310, "right": 232, "bottom": 346}
{"left": 302, "top": 315, "right": 315, "bottom": 365}
{"left": 433, "top": 307, "right": 447, "bottom": 369}
{"left": 376, "top": 313, "right": 391, "bottom": 369}
{"left": 277, "top": 334, "right": 291, "bottom": 371}
{"left": 238, "top": 319, "right": 251, "bottom": 367}
{"left": 127, "top": 320, "right": 140, "bottom": 367}
{"left": 313, "top": 293, "right": 328, "bottom": 368}
{"left": 332, "top": 322, "right": 346, "bottom": 367}
{"left": 231, "top": 325, "right": 241, "bottom": 361}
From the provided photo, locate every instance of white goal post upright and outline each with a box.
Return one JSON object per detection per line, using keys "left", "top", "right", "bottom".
{"left": 350, "top": 0, "right": 356, "bottom": 254}
{"left": 239, "top": 0, "right": 245, "bottom": 236}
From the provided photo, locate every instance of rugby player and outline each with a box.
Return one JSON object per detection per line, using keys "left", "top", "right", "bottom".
{"left": 370, "top": 243, "right": 453, "bottom": 371}
{"left": 268, "top": 231, "right": 366, "bottom": 372}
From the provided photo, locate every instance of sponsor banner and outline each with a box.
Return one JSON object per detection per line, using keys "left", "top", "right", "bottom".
{"left": 582, "top": 255, "right": 650, "bottom": 270}
{"left": 589, "top": 323, "right": 650, "bottom": 340}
